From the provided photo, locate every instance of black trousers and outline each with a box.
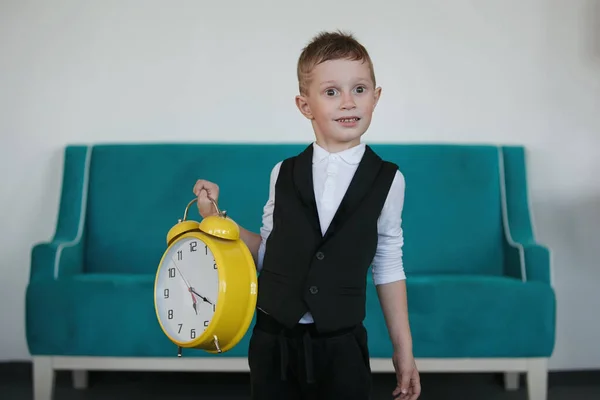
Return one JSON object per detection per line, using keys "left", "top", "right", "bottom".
{"left": 248, "top": 311, "right": 372, "bottom": 400}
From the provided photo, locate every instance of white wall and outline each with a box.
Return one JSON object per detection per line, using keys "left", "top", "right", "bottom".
{"left": 1, "top": 0, "right": 598, "bottom": 370}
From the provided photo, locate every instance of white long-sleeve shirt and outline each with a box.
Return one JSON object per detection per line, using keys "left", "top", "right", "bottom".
{"left": 256, "top": 142, "right": 406, "bottom": 324}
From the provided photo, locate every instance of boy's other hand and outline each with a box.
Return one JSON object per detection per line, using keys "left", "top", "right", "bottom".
{"left": 193, "top": 179, "right": 220, "bottom": 218}
{"left": 392, "top": 351, "right": 421, "bottom": 399}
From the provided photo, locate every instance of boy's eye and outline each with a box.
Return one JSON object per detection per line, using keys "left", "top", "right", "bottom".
{"left": 325, "top": 88, "right": 338, "bottom": 96}
{"left": 355, "top": 86, "right": 365, "bottom": 94}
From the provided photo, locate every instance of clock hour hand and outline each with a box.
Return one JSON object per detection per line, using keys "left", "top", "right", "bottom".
{"left": 190, "top": 288, "right": 213, "bottom": 305}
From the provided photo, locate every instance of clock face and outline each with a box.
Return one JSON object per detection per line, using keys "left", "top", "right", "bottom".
{"left": 155, "top": 236, "right": 219, "bottom": 343}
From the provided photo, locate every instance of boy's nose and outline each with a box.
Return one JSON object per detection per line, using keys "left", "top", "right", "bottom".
{"left": 340, "top": 94, "right": 356, "bottom": 109}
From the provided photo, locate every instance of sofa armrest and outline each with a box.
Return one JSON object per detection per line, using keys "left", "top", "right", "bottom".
{"left": 29, "top": 145, "right": 91, "bottom": 281}
{"left": 504, "top": 237, "right": 551, "bottom": 284}
{"left": 500, "top": 146, "right": 552, "bottom": 284}
{"left": 30, "top": 239, "right": 84, "bottom": 280}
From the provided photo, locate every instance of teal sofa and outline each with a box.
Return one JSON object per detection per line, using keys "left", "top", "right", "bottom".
{"left": 26, "top": 143, "right": 555, "bottom": 400}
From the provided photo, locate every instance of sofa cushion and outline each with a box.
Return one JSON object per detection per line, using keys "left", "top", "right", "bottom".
{"left": 26, "top": 272, "right": 555, "bottom": 359}
{"left": 25, "top": 273, "right": 253, "bottom": 357}
{"left": 82, "top": 144, "right": 507, "bottom": 277}
{"left": 364, "top": 274, "right": 556, "bottom": 358}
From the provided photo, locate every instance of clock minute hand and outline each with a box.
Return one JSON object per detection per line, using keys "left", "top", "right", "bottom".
{"left": 170, "top": 257, "right": 197, "bottom": 313}
{"left": 171, "top": 257, "right": 192, "bottom": 288}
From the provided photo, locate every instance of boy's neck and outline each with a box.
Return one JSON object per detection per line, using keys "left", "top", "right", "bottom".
{"left": 314, "top": 138, "right": 362, "bottom": 153}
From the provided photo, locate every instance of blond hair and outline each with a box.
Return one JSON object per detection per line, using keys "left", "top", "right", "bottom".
{"left": 297, "top": 30, "right": 376, "bottom": 95}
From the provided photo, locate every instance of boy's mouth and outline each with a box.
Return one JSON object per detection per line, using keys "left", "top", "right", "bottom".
{"left": 335, "top": 117, "right": 360, "bottom": 123}
{"left": 336, "top": 117, "right": 360, "bottom": 122}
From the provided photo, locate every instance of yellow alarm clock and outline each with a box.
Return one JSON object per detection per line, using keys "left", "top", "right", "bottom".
{"left": 154, "top": 195, "right": 257, "bottom": 356}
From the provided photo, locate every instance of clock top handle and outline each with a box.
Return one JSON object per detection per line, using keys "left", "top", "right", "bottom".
{"left": 182, "top": 192, "right": 224, "bottom": 222}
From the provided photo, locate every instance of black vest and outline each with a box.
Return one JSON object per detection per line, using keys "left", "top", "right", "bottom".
{"left": 257, "top": 144, "right": 398, "bottom": 332}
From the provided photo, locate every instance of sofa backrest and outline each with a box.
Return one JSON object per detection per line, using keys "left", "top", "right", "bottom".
{"left": 81, "top": 143, "right": 507, "bottom": 277}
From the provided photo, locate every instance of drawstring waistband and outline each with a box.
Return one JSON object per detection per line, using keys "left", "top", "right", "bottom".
{"left": 302, "top": 330, "right": 314, "bottom": 383}
{"left": 276, "top": 329, "right": 315, "bottom": 383}
{"left": 278, "top": 334, "right": 289, "bottom": 380}
{"left": 256, "top": 311, "right": 354, "bottom": 384}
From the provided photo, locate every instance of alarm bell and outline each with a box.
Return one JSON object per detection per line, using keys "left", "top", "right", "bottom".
{"left": 166, "top": 196, "right": 241, "bottom": 245}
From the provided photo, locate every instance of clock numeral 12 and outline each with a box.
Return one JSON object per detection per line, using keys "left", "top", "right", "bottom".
{"left": 190, "top": 241, "right": 197, "bottom": 252}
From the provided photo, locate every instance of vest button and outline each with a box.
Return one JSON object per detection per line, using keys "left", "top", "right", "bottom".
{"left": 309, "top": 286, "right": 318, "bottom": 294}
{"left": 316, "top": 251, "right": 325, "bottom": 260}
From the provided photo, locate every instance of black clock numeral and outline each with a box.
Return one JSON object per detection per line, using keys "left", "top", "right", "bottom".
{"left": 204, "top": 320, "right": 209, "bottom": 328}
{"left": 213, "top": 260, "right": 217, "bottom": 269}
{"left": 168, "top": 268, "right": 175, "bottom": 278}
{"left": 164, "top": 289, "right": 169, "bottom": 299}
{"left": 177, "top": 250, "right": 183, "bottom": 260}
{"left": 190, "top": 329, "right": 196, "bottom": 339}
{"left": 190, "top": 241, "right": 197, "bottom": 252}
{"left": 168, "top": 309, "right": 174, "bottom": 319}
{"left": 213, "top": 304, "right": 216, "bottom": 312}
{"left": 205, "top": 245, "right": 208, "bottom": 255}
{"left": 178, "top": 324, "right": 183, "bottom": 334}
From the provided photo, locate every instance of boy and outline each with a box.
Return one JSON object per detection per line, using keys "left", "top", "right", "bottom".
{"left": 193, "top": 30, "right": 420, "bottom": 400}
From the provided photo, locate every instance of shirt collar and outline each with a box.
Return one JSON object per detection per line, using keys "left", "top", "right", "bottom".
{"left": 312, "top": 142, "right": 366, "bottom": 165}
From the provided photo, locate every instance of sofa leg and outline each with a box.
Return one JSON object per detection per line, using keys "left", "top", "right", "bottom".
{"left": 504, "top": 372, "right": 520, "bottom": 390}
{"left": 72, "top": 370, "right": 88, "bottom": 389}
{"left": 527, "top": 358, "right": 548, "bottom": 400}
{"left": 32, "top": 356, "right": 54, "bottom": 400}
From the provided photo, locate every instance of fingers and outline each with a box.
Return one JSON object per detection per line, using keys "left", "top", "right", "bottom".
{"left": 392, "top": 371, "right": 418, "bottom": 400}
{"left": 409, "top": 383, "right": 421, "bottom": 400}
{"left": 193, "top": 179, "right": 219, "bottom": 201}
{"left": 392, "top": 383, "right": 408, "bottom": 399}
{"left": 393, "top": 384, "right": 420, "bottom": 400}
{"left": 407, "top": 372, "right": 421, "bottom": 400}
{"left": 400, "top": 373, "right": 411, "bottom": 398}
{"left": 410, "top": 367, "right": 421, "bottom": 399}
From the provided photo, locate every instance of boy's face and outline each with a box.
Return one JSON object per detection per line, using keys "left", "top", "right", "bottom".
{"left": 295, "top": 58, "right": 381, "bottom": 151}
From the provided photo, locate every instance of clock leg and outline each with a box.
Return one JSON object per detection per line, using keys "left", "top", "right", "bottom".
{"left": 32, "top": 356, "right": 54, "bottom": 400}
{"left": 213, "top": 335, "right": 221, "bottom": 353}
{"left": 177, "top": 346, "right": 182, "bottom": 357}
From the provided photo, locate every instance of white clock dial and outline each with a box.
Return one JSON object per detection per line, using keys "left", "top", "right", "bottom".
{"left": 155, "top": 237, "right": 219, "bottom": 343}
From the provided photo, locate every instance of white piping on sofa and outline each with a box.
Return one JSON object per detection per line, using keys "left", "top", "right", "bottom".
{"left": 497, "top": 146, "right": 528, "bottom": 282}
{"left": 53, "top": 145, "right": 92, "bottom": 279}
{"left": 496, "top": 145, "right": 555, "bottom": 287}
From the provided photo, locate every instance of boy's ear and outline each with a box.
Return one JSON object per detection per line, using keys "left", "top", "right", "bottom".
{"left": 373, "top": 86, "right": 382, "bottom": 110}
{"left": 295, "top": 95, "right": 314, "bottom": 120}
